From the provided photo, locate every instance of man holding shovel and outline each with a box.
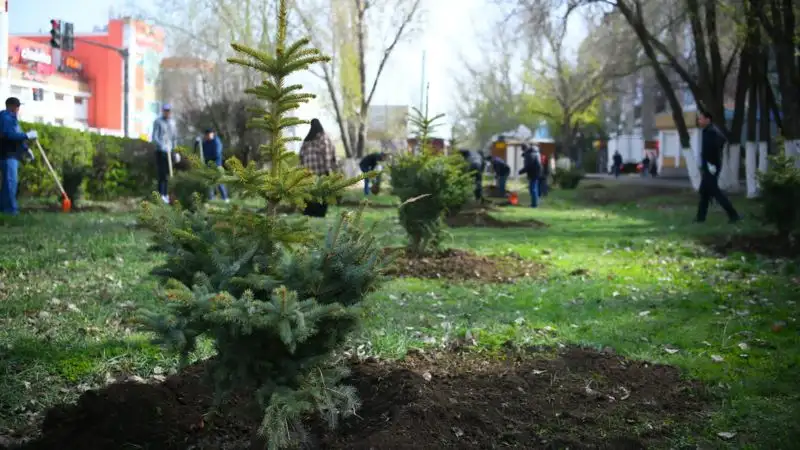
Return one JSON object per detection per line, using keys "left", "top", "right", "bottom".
{"left": 0, "top": 97, "right": 37, "bottom": 215}
{"left": 151, "top": 104, "right": 177, "bottom": 204}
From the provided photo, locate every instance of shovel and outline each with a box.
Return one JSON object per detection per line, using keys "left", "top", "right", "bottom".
{"left": 34, "top": 140, "right": 72, "bottom": 213}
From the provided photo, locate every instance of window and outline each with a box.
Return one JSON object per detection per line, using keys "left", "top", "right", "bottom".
{"left": 32, "top": 88, "right": 44, "bottom": 102}
{"left": 55, "top": 93, "right": 65, "bottom": 101}
{"left": 74, "top": 97, "right": 84, "bottom": 105}
{"left": 654, "top": 88, "right": 667, "bottom": 114}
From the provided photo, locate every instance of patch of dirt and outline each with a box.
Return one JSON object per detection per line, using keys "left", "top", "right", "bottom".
{"left": 705, "top": 234, "right": 800, "bottom": 259}
{"left": 446, "top": 209, "right": 548, "bottom": 228}
{"left": 18, "top": 347, "right": 708, "bottom": 450}
{"left": 383, "top": 248, "right": 540, "bottom": 282}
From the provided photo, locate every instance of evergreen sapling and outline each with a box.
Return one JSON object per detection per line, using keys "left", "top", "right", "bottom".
{"left": 389, "top": 84, "right": 473, "bottom": 255}
{"left": 138, "top": 1, "right": 383, "bottom": 448}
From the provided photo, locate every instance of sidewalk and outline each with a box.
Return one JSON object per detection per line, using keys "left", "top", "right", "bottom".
{"left": 584, "top": 174, "right": 692, "bottom": 189}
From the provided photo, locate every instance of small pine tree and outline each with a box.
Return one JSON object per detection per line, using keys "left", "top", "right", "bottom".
{"left": 389, "top": 85, "right": 473, "bottom": 255}
{"left": 138, "top": 1, "right": 383, "bottom": 448}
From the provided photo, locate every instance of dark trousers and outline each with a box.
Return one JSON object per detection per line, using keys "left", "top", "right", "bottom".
{"left": 303, "top": 201, "right": 328, "bottom": 217}
{"left": 539, "top": 176, "right": 549, "bottom": 196}
{"left": 528, "top": 178, "right": 540, "bottom": 207}
{"left": 496, "top": 174, "right": 507, "bottom": 195}
{"left": 474, "top": 172, "right": 483, "bottom": 200}
{"left": 155, "top": 151, "right": 170, "bottom": 196}
{"left": 696, "top": 171, "right": 739, "bottom": 222}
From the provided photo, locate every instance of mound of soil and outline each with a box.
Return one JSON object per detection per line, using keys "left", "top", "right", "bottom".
{"left": 706, "top": 234, "right": 800, "bottom": 259}
{"left": 18, "top": 347, "right": 707, "bottom": 450}
{"left": 446, "top": 210, "right": 547, "bottom": 228}
{"left": 384, "top": 248, "right": 540, "bottom": 282}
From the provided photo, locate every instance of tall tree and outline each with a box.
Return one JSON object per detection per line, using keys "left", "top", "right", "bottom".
{"left": 294, "top": 0, "right": 424, "bottom": 158}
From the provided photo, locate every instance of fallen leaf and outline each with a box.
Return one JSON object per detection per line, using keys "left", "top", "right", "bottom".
{"left": 737, "top": 342, "right": 749, "bottom": 351}
{"left": 717, "top": 431, "right": 736, "bottom": 440}
{"left": 452, "top": 427, "right": 464, "bottom": 438}
{"left": 664, "top": 347, "right": 679, "bottom": 354}
{"left": 711, "top": 355, "right": 725, "bottom": 363}
{"left": 638, "top": 310, "right": 650, "bottom": 317}
{"left": 422, "top": 371, "right": 432, "bottom": 382}
{"left": 532, "top": 369, "right": 547, "bottom": 375}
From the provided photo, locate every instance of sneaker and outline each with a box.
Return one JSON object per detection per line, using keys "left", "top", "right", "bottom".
{"left": 162, "top": 195, "right": 170, "bottom": 204}
{"left": 225, "top": 199, "right": 231, "bottom": 204}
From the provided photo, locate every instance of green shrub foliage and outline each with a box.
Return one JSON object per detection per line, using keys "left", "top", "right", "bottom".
{"left": 389, "top": 99, "right": 472, "bottom": 255}
{"left": 553, "top": 167, "right": 585, "bottom": 190}
{"left": 170, "top": 155, "right": 225, "bottom": 210}
{"left": 137, "top": 1, "right": 382, "bottom": 448}
{"left": 18, "top": 122, "right": 157, "bottom": 200}
{"left": 758, "top": 152, "right": 800, "bottom": 238}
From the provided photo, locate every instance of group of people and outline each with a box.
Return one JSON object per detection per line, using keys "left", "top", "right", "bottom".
{"left": 486, "top": 145, "right": 551, "bottom": 208}
{"left": 611, "top": 150, "right": 658, "bottom": 178}
{"left": 151, "top": 104, "right": 229, "bottom": 204}
{"left": 1, "top": 103, "right": 740, "bottom": 224}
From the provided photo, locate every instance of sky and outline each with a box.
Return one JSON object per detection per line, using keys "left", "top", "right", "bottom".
{"left": 10, "top": 0, "right": 586, "bottom": 138}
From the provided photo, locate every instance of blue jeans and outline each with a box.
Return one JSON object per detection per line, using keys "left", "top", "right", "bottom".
{"left": 0, "top": 158, "right": 19, "bottom": 215}
{"left": 539, "top": 177, "right": 549, "bottom": 196}
{"left": 363, "top": 174, "right": 381, "bottom": 195}
{"left": 209, "top": 184, "right": 229, "bottom": 200}
{"left": 528, "top": 178, "right": 540, "bottom": 208}
{"left": 496, "top": 175, "right": 507, "bottom": 195}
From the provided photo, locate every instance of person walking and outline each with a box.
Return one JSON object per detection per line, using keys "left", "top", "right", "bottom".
{"left": 359, "top": 152, "right": 385, "bottom": 195}
{"left": 539, "top": 151, "right": 551, "bottom": 196}
{"left": 201, "top": 128, "right": 230, "bottom": 202}
{"left": 486, "top": 154, "right": 510, "bottom": 196}
{"left": 641, "top": 154, "right": 651, "bottom": 178}
{"left": 612, "top": 150, "right": 623, "bottom": 178}
{"left": 695, "top": 109, "right": 741, "bottom": 224}
{"left": 0, "top": 97, "right": 37, "bottom": 215}
{"left": 151, "top": 104, "right": 177, "bottom": 204}
{"left": 519, "top": 144, "right": 543, "bottom": 208}
{"left": 299, "top": 118, "right": 337, "bottom": 217}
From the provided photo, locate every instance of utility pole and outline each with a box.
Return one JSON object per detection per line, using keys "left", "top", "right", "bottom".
{"left": 73, "top": 37, "right": 130, "bottom": 137}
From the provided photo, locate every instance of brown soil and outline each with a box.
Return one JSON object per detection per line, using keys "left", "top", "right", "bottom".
{"left": 384, "top": 248, "right": 541, "bottom": 282}
{"left": 446, "top": 210, "right": 548, "bottom": 228}
{"left": 18, "top": 347, "right": 707, "bottom": 450}
{"left": 705, "top": 233, "right": 800, "bottom": 259}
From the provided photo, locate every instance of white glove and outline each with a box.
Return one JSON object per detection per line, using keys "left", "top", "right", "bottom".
{"left": 708, "top": 164, "right": 717, "bottom": 175}
{"left": 173, "top": 152, "right": 181, "bottom": 163}
{"left": 24, "top": 149, "right": 35, "bottom": 162}
{"left": 375, "top": 164, "right": 383, "bottom": 172}
{"left": 26, "top": 130, "right": 38, "bottom": 140}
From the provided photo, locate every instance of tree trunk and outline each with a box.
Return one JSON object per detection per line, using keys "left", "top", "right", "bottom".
{"left": 720, "top": 48, "right": 750, "bottom": 191}
{"left": 758, "top": 50, "right": 771, "bottom": 175}
{"left": 745, "top": 71, "right": 759, "bottom": 198}
{"left": 355, "top": 0, "right": 368, "bottom": 158}
{"left": 618, "top": 2, "right": 700, "bottom": 189}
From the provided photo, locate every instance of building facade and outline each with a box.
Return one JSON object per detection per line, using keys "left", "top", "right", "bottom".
{"left": 3, "top": 36, "right": 91, "bottom": 128}
{"left": 13, "top": 18, "right": 165, "bottom": 138}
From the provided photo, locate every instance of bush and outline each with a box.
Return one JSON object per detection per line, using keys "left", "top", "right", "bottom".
{"left": 553, "top": 167, "right": 586, "bottom": 189}
{"left": 170, "top": 156, "right": 225, "bottom": 210}
{"left": 390, "top": 152, "right": 473, "bottom": 254}
{"left": 758, "top": 153, "right": 800, "bottom": 238}
{"left": 18, "top": 122, "right": 158, "bottom": 201}
{"left": 389, "top": 103, "right": 472, "bottom": 255}
{"left": 137, "top": 3, "right": 383, "bottom": 448}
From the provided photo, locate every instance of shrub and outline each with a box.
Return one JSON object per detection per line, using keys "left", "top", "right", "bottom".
{"left": 389, "top": 99, "right": 472, "bottom": 255}
{"left": 758, "top": 153, "right": 800, "bottom": 239}
{"left": 18, "top": 122, "right": 158, "bottom": 200}
{"left": 170, "top": 156, "right": 225, "bottom": 210}
{"left": 137, "top": 2, "right": 382, "bottom": 448}
{"left": 553, "top": 167, "right": 586, "bottom": 190}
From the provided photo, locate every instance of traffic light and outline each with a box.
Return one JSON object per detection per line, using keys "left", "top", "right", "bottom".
{"left": 49, "top": 19, "right": 61, "bottom": 49}
{"left": 63, "top": 22, "right": 74, "bottom": 51}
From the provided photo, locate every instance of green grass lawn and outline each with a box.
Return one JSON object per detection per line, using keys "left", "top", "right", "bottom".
{"left": 1, "top": 181, "right": 798, "bottom": 448}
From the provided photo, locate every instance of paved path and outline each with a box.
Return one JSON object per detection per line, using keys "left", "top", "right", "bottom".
{"left": 585, "top": 174, "right": 693, "bottom": 189}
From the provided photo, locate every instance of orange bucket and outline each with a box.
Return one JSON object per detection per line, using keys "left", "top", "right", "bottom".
{"left": 508, "top": 191, "right": 519, "bottom": 206}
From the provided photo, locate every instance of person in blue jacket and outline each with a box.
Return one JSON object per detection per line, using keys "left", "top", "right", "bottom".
{"left": 518, "top": 144, "right": 543, "bottom": 208}
{"left": 0, "top": 97, "right": 38, "bottom": 215}
{"left": 201, "top": 128, "right": 229, "bottom": 202}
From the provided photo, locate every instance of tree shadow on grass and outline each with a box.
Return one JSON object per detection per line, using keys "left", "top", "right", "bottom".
{"left": 0, "top": 335, "right": 170, "bottom": 431}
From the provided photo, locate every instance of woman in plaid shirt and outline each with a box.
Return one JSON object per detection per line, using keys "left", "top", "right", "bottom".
{"left": 299, "top": 118, "right": 337, "bottom": 217}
